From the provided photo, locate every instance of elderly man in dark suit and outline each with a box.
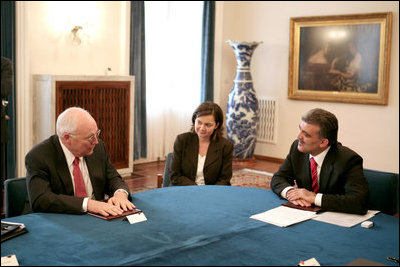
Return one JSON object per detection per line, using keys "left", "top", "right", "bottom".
{"left": 26, "top": 107, "right": 135, "bottom": 216}
{"left": 271, "top": 108, "right": 369, "bottom": 214}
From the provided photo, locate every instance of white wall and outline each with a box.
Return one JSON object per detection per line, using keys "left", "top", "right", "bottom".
{"left": 215, "top": 1, "right": 399, "bottom": 173}
{"left": 28, "top": 1, "right": 130, "bottom": 75}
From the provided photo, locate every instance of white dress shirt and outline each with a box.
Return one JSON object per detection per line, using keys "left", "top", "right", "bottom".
{"left": 195, "top": 154, "right": 206, "bottom": 185}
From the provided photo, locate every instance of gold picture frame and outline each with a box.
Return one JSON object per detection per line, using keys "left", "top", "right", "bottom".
{"left": 288, "top": 12, "right": 392, "bottom": 105}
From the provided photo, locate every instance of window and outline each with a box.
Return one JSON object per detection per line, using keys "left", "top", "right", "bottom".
{"left": 145, "top": 1, "right": 203, "bottom": 160}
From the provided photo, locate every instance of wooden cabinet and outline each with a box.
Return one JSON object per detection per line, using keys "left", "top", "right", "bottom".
{"left": 33, "top": 75, "right": 135, "bottom": 175}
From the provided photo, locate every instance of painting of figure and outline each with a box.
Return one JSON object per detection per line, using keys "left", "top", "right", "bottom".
{"left": 298, "top": 23, "right": 381, "bottom": 93}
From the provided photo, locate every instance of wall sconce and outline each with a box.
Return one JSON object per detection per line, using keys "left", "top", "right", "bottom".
{"left": 71, "top": 26, "right": 83, "bottom": 45}
{"left": 49, "top": 2, "right": 99, "bottom": 46}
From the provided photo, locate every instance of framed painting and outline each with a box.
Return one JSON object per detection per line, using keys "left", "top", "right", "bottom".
{"left": 288, "top": 12, "right": 392, "bottom": 105}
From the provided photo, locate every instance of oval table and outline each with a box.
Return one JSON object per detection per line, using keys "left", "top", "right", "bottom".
{"left": 2, "top": 185, "right": 399, "bottom": 265}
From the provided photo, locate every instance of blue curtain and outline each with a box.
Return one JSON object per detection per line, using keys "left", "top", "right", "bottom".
{"left": 1, "top": 1, "right": 16, "bottom": 180}
{"left": 130, "top": 1, "right": 147, "bottom": 159}
{"left": 200, "top": 1, "right": 215, "bottom": 103}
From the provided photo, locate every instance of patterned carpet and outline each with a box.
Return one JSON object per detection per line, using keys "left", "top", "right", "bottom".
{"left": 130, "top": 169, "right": 273, "bottom": 194}
{"left": 230, "top": 168, "right": 273, "bottom": 190}
{"left": 130, "top": 186, "right": 158, "bottom": 194}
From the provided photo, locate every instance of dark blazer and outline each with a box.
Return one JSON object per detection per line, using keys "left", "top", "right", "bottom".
{"left": 25, "top": 135, "right": 131, "bottom": 214}
{"left": 1, "top": 57, "right": 13, "bottom": 143}
{"left": 170, "top": 132, "right": 233, "bottom": 186}
{"left": 271, "top": 140, "right": 369, "bottom": 214}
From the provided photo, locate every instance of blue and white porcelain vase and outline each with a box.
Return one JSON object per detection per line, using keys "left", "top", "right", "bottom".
{"left": 226, "top": 40, "right": 262, "bottom": 159}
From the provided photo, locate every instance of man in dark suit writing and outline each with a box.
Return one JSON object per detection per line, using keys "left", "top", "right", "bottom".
{"left": 271, "top": 108, "right": 369, "bottom": 214}
{"left": 26, "top": 107, "right": 135, "bottom": 216}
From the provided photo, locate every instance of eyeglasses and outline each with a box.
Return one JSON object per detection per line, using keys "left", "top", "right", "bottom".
{"left": 85, "top": 129, "right": 101, "bottom": 143}
{"left": 69, "top": 129, "right": 101, "bottom": 143}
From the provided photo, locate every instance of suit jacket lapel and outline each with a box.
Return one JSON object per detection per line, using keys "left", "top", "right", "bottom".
{"left": 204, "top": 140, "right": 220, "bottom": 171}
{"left": 319, "top": 148, "right": 335, "bottom": 192}
{"left": 85, "top": 155, "right": 96, "bottom": 183}
{"left": 52, "top": 136, "right": 75, "bottom": 195}
{"left": 85, "top": 154, "right": 100, "bottom": 198}
{"left": 301, "top": 154, "right": 313, "bottom": 190}
{"left": 188, "top": 134, "right": 199, "bottom": 176}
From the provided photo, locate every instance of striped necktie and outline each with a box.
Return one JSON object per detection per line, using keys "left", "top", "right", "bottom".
{"left": 310, "top": 157, "right": 319, "bottom": 193}
{"left": 73, "top": 157, "right": 87, "bottom": 197}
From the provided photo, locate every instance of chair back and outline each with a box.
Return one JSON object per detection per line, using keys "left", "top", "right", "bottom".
{"left": 163, "top": 153, "right": 173, "bottom": 187}
{"left": 364, "top": 169, "right": 399, "bottom": 215}
{"left": 4, "top": 177, "right": 32, "bottom": 218}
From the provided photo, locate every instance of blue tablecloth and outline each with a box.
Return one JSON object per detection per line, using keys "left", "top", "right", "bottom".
{"left": 2, "top": 186, "right": 399, "bottom": 265}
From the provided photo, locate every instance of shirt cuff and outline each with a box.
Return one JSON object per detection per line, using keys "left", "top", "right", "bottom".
{"left": 82, "top": 197, "right": 89, "bottom": 212}
{"left": 314, "top": 193, "right": 323, "bottom": 206}
{"left": 281, "top": 186, "right": 294, "bottom": 199}
{"left": 115, "top": 189, "right": 129, "bottom": 197}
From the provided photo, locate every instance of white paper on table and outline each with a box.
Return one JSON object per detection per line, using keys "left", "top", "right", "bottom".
{"left": 250, "top": 206, "right": 317, "bottom": 227}
{"left": 312, "top": 210, "right": 380, "bottom": 227}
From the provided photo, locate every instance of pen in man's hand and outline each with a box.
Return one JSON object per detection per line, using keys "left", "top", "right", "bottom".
{"left": 387, "top": 256, "right": 399, "bottom": 263}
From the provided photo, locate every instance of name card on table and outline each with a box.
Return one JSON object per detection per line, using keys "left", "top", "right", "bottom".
{"left": 126, "top": 212, "right": 147, "bottom": 224}
{"left": 1, "top": 255, "right": 19, "bottom": 266}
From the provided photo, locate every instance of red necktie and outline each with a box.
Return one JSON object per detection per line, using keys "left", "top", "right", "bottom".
{"left": 310, "top": 157, "right": 319, "bottom": 193}
{"left": 73, "top": 157, "right": 87, "bottom": 197}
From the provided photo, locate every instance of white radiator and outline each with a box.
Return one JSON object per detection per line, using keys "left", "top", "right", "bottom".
{"left": 257, "top": 97, "right": 278, "bottom": 144}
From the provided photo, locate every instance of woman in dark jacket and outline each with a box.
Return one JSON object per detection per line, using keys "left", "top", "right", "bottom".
{"left": 170, "top": 102, "right": 233, "bottom": 186}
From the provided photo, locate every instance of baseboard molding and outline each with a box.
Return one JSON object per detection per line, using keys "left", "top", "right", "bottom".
{"left": 133, "top": 154, "right": 285, "bottom": 166}
{"left": 254, "top": 154, "right": 285, "bottom": 164}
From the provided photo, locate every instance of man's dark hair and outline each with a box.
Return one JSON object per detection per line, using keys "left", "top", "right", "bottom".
{"left": 301, "top": 108, "right": 338, "bottom": 146}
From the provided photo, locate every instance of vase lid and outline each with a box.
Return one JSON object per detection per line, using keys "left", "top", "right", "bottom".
{"left": 226, "top": 40, "right": 263, "bottom": 46}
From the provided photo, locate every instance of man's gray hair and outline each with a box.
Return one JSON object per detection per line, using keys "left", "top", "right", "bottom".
{"left": 56, "top": 107, "right": 92, "bottom": 137}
